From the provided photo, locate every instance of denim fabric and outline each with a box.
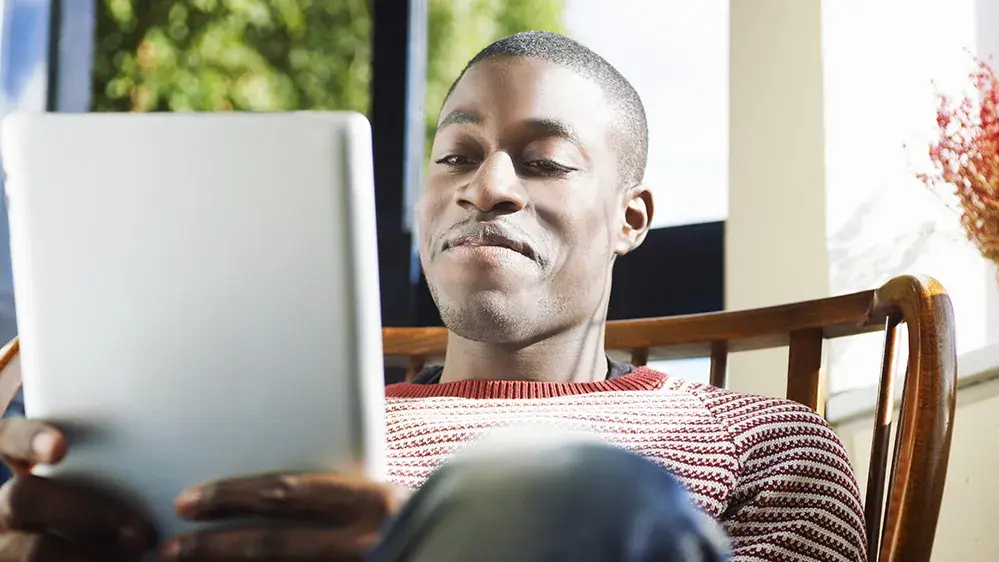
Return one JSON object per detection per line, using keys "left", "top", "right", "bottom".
{"left": 369, "top": 432, "right": 729, "bottom": 562}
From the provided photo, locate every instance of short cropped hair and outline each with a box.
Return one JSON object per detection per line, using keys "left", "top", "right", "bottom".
{"left": 445, "top": 31, "right": 649, "bottom": 188}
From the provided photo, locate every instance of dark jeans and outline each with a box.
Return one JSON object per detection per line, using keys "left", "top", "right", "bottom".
{"left": 369, "top": 431, "right": 730, "bottom": 562}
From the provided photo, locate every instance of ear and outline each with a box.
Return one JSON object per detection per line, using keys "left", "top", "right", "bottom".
{"left": 614, "top": 184, "right": 654, "bottom": 256}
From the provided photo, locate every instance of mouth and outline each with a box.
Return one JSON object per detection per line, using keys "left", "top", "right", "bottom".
{"left": 444, "top": 231, "right": 537, "bottom": 261}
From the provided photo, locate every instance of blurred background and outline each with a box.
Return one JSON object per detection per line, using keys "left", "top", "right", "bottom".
{"left": 0, "top": 0, "right": 730, "bottom": 383}
{"left": 2, "top": 0, "right": 999, "bottom": 388}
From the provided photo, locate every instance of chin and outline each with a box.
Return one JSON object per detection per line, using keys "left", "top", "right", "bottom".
{"left": 439, "top": 260, "right": 536, "bottom": 292}
{"left": 433, "top": 288, "right": 540, "bottom": 345}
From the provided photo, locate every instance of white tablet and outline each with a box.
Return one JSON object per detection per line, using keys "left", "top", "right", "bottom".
{"left": 0, "top": 112, "right": 386, "bottom": 548}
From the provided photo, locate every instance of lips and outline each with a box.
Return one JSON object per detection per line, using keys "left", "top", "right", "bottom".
{"left": 444, "top": 230, "right": 537, "bottom": 261}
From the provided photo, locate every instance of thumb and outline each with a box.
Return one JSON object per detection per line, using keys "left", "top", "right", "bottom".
{"left": 0, "top": 419, "right": 67, "bottom": 474}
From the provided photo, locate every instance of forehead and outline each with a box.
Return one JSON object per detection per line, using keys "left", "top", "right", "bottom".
{"left": 439, "top": 58, "right": 614, "bottom": 142}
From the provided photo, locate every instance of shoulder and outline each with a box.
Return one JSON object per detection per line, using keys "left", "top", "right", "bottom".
{"left": 661, "top": 377, "right": 859, "bottom": 500}
{"left": 672, "top": 380, "right": 866, "bottom": 560}
{"left": 673, "top": 379, "right": 850, "bottom": 461}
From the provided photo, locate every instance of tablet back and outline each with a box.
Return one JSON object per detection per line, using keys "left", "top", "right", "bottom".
{"left": 0, "top": 112, "right": 386, "bottom": 544}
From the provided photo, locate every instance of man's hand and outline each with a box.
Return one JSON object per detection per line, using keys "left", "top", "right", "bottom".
{"left": 158, "top": 472, "right": 409, "bottom": 561}
{"left": 0, "top": 419, "right": 157, "bottom": 561}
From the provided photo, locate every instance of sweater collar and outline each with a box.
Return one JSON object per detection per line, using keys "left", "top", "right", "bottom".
{"left": 384, "top": 367, "right": 668, "bottom": 399}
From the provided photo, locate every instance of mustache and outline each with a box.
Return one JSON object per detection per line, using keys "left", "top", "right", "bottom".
{"left": 437, "top": 220, "right": 541, "bottom": 262}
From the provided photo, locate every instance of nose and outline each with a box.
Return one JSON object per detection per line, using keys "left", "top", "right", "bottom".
{"left": 456, "top": 151, "right": 527, "bottom": 216}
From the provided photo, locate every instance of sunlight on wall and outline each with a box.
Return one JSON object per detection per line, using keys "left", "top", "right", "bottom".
{"left": 822, "top": 0, "right": 998, "bottom": 393}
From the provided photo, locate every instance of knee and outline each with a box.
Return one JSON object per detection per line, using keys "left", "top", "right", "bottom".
{"left": 390, "top": 431, "right": 730, "bottom": 561}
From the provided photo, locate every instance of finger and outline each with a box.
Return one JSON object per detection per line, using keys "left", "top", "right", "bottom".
{"left": 0, "top": 475, "right": 157, "bottom": 555}
{"left": 0, "top": 531, "right": 107, "bottom": 562}
{"left": 158, "top": 525, "right": 377, "bottom": 562}
{"left": 0, "top": 420, "right": 66, "bottom": 471}
{"left": 176, "top": 473, "right": 393, "bottom": 527}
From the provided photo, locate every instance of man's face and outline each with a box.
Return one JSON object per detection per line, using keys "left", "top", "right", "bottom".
{"left": 418, "top": 57, "right": 647, "bottom": 344}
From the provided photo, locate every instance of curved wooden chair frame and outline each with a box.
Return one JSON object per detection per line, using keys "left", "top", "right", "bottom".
{"left": 0, "top": 275, "right": 955, "bottom": 562}
{"left": 382, "top": 275, "right": 956, "bottom": 562}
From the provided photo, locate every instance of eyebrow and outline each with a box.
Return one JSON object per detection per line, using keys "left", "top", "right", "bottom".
{"left": 437, "top": 111, "right": 584, "bottom": 148}
{"left": 522, "top": 117, "right": 584, "bottom": 147}
{"left": 437, "top": 110, "right": 480, "bottom": 131}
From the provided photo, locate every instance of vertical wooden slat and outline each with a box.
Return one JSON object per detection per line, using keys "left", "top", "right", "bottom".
{"left": 709, "top": 341, "right": 728, "bottom": 388}
{"left": 405, "top": 355, "right": 426, "bottom": 382}
{"left": 865, "top": 319, "right": 900, "bottom": 562}
{"left": 630, "top": 347, "right": 649, "bottom": 367}
{"left": 786, "top": 328, "right": 825, "bottom": 415}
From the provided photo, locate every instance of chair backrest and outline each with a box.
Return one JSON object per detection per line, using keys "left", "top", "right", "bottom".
{"left": 383, "top": 275, "right": 957, "bottom": 562}
{"left": 0, "top": 275, "right": 955, "bottom": 562}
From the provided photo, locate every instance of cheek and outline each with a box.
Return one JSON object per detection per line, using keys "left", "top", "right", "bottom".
{"left": 416, "top": 197, "right": 438, "bottom": 258}
{"left": 416, "top": 187, "right": 455, "bottom": 268}
{"left": 534, "top": 185, "right": 616, "bottom": 269}
{"left": 549, "top": 205, "right": 615, "bottom": 283}
{"left": 419, "top": 181, "right": 453, "bottom": 221}
{"left": 561, "top": 192, "right": 616, "bottom": 248}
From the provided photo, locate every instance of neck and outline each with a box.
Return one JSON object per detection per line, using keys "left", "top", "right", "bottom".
{"left": 439, "top": 320, "right": 608, "bottom": 384}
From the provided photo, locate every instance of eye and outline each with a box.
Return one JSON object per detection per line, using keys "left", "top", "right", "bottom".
{"left": 523, "top": 159, "right": 576, "bottom": 176}
{"left": 434, "top": 154, "right": 477, "bottom": 167}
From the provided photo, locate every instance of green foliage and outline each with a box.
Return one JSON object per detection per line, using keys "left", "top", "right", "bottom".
{"left": 91, "top": 0, "right": 564, "bottom": 154}
{"left": 423, "top": 0, "right": 563, "bottom": 153}
{"left": 92, "top": 0, "right": 372, "bottom": 113}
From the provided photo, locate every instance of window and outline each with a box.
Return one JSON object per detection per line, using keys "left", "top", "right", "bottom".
{"left": 822, "top": 0, "right": 998, "bottom": 393}
{"left": 564, "top": 0, "right": 728, "bottom": 229}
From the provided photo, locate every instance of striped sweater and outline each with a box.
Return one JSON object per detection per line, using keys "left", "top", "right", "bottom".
{"left": 384, "top": 367, "right": 866, "bottom": 562}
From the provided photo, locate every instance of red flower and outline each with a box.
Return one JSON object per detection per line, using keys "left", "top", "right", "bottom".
{"left": 937, "top": 110, "right": 951, "bottom": 128}
{"left": 922, "top": 56, "right": 999, "bottom": 269}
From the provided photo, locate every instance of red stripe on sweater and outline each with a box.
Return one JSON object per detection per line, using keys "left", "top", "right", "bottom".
{"left": 384, "top": 368, "right": 668, "bottom": 398}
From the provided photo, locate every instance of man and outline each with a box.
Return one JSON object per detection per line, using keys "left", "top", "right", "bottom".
{"left": 0, "top": 31, "right": 865, "bottom": 561}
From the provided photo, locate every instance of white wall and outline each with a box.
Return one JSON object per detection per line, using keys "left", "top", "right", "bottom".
{"left": 726, "top": 0, "right": 829, "bottom": 398}
{"left": 834, "top": 374, "right": 999, "bottom": 560}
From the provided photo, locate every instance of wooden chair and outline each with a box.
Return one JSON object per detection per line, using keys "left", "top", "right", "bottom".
{"left": 384, "top": 275, "right": 956, "bottom": 562}
{"left": 0, "top": 275, "right": 955, "bottom": 562}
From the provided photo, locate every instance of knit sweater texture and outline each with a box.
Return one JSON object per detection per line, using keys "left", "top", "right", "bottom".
{"left": 384, "top": 368, "right": 866, "bottom": 562}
